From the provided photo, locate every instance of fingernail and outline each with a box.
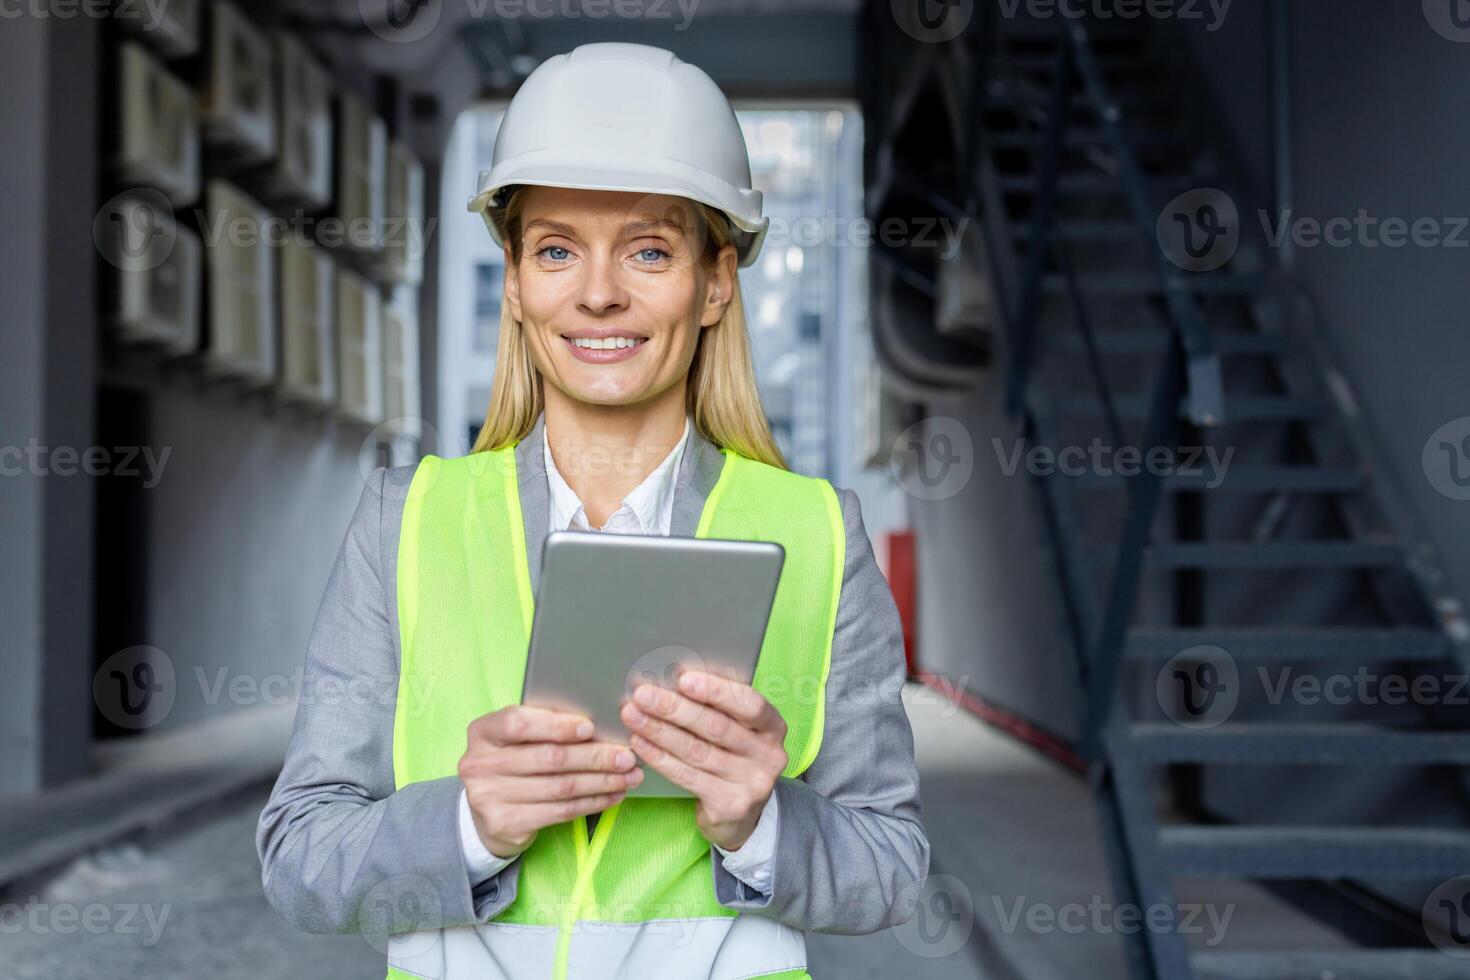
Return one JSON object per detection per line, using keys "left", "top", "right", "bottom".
{"left": 615, "top": 749, "right": 635, "bottom": 768}
{"left": 624, "top": 705, "right": 646, "bottom": 725}
{"left": 634, "top": 685, "right": 657, "bottom": 708}
{"left": 679, "top": 672, "right": 700, "bottom": 693}
{"left": 576, "top": 720, "right": 594, "bottom": 738}
{"left": 626, "top": 768, "right": 644, "bottom": 785}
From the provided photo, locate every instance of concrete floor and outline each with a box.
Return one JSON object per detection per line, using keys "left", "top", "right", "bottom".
{"left": 0, "top": 683, "right": 1346, "bottom": 978}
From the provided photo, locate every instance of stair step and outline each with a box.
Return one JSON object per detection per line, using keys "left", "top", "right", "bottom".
{"left": 1054, "top": 393, "right": 1330, "bottom": 421}
{"left": 997, "top": 173, "right": 1193, "bottom": 195}
{"left": 1069, "top": 466, "right": 1364, "bottom": 494}
{"left": 1124, "top": 627, "right": 1449, "bottom": 663}
{"left": 1148, "top": 541, "right": 1401, "bottom": 570}
{"left": 1054, "top": 330, "right": 1290, "bottom": 356}
{"left": 1159, "top": 825, "right": 1470, "bottom": 878}
{"left": 1193, "top": 950, "right": 1470, "bottom": 980}
{"left": 1043, "top": 272, "right": 1262, "bottom": 295}
{"left": 1012, "top": 219, "right": 1139, "bottom": 242}
{"left": 1131, "top": 723, "right": 1470, "bottom": 766}
{"left": 991, "top": 128, "right": 1175, "bottom": 151}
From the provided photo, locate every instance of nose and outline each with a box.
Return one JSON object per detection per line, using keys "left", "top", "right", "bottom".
{"left": 575, "top": 254, "right": 630, "bottom": 317}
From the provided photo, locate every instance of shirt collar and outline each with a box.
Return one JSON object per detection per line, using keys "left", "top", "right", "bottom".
{"left": 544, "top": 415, "right": 692, "bottom": 535}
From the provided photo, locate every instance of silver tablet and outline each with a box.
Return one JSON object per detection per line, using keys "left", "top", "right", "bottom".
{"left": 520, "top": 531, "right": 785, "bottom": 797}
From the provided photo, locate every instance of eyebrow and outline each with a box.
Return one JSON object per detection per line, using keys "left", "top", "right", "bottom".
{"left": 522, "top": 216, "right": 688, "bottom": 239}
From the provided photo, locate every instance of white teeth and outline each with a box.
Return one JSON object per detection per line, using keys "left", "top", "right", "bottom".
{"left": 571, "top": 337, "right": 642, "bottom": 350}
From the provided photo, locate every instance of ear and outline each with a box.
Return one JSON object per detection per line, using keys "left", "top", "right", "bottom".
{"left": 503, "top": 242, "right": 522, "bottom": 323}
{"left": 699, "top": 243, "right": 739, "bottom": 328}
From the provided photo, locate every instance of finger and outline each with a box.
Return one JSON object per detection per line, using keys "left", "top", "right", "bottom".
{"left": 674, "top": 670, "right": 786, "bottom": 735}
{"left": 502, "top": 792, "right": 628, "bottom": 832}
{"left": 472, "top": 705, "right": 595, "bottom": 746}
{"left": 493, "top": 769, "right": 644, "bottom": 802}
{"left": 487, "top": 741, "right": 637, "bottom": 776}
{"left": 629, "top": 733, "right": 726, "bottom": 798}
{"left": 621, "top": 699, "right": 747, "bottom": 776}
{"left": 630, "top": 683, "right": 763, "bottom": 755}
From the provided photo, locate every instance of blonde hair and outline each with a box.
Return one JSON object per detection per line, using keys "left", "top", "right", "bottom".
{"left": 469, "top": 188, "right": 787, "bottom": 469}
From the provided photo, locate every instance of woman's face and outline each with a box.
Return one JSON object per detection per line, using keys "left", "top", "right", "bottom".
{"left": 505, "top": 186, "right": 737, "bottom": 409}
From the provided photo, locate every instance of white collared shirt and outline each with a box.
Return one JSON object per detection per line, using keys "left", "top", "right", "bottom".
{"left": 459, "top": 416, "right": 779, "bottom": 895}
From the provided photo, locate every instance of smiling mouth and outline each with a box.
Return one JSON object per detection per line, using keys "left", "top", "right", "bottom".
{"left": 565, "top": 335, "right": 647, "bottom": 350}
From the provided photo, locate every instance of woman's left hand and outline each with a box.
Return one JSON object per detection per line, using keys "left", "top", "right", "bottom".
{"left": 620, "top": 669, "right": 788, "bottom": 852}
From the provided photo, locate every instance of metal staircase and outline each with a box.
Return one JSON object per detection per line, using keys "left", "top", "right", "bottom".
{"left": 954, "top": 12, "right": 1470, "bottom": 980}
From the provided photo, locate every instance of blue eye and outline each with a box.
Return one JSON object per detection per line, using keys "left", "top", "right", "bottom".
{"left": 540, "top": 245, "right": 571, "bottom": 262}
{"left": 636, "top": 247, "right": 670, "bottom": 263}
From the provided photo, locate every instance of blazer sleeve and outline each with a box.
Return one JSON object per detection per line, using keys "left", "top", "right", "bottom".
{"left": 711, "top": 487, "right": 931, "bottom": 933}
{"left": 255, "top": 467, "right": 520, "bottom": 934}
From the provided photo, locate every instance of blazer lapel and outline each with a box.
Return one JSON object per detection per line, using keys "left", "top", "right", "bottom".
{"left": 514, "top": 415, "right": 550, "bottom": 596}
{"left": 670, "top": 423, "right": 725, "bottom": 537}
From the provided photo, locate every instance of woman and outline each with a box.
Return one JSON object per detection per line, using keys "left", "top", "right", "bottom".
{"left": 257, "top": 41, "right": 928, "bottom": 980}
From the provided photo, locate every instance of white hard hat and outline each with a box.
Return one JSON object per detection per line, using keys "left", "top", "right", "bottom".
{"left": 467, "top": 42, "right": 768, "bottom": 268}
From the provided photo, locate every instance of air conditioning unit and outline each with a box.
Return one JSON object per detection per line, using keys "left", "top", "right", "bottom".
{"left": 337, "top": 269, "right": 384, "bottom": 424}
{"left": 203, "top": 180, "right": 276, "bottom": 383}
{"left": 109, "top": 197, "right": 202, "bottom": 356}
{"left": 199, "top": 1, "right": 276, "bottom": 168}
{"left": 337, "top": 91, "right": 386, "bottom": 255}
{"left": 279, "top": 238, "right": 336, "bottom": 406}
{"left": 115, "top": 42, "right": 200, "bottom": 207}
{"left": 378, "top": 140, "right": 425, "bottom": 284}
{"left": 112, "top": 0, "right": 200, "bottom": 59}
{"left": 381, "top": 289, "right": 422, "bottom": 436}
{"left": 258, "top": 32, "right": 333, "bottom": 209}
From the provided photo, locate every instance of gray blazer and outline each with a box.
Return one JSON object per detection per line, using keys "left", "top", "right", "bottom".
{"left": 256, "top": 417, "right": 929, "bottom": 940}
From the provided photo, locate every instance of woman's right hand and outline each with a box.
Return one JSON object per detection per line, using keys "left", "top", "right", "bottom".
{"left": 458, "top": 704, "right": 644, "bottom": 858}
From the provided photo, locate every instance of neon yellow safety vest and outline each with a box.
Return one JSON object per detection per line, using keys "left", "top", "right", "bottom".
{"left": 389, "top": 442, "right": 845, "bottom": 980}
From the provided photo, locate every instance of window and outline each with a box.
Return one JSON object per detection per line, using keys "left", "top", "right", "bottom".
{"left": 473, "top": 261, "right": 503, "bottom": 353}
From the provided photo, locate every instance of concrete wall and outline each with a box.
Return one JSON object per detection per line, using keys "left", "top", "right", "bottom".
{"left": 1172, "top": 0, "right": 1470, "bottom": 604}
